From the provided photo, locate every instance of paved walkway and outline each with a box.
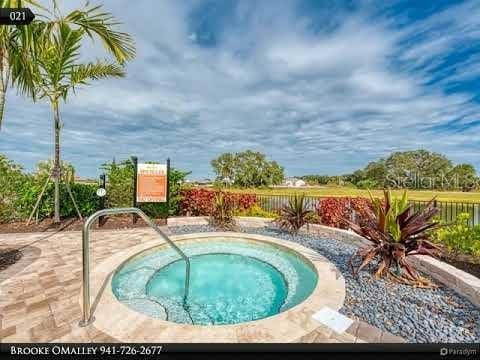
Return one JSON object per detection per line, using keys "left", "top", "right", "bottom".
{"left": 0, "top": 227, "right": 403, "bottom": 343}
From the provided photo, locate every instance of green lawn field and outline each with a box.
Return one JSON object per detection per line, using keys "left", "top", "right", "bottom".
{"left": 227, "top": 186, "right": 480, "bottom": 203}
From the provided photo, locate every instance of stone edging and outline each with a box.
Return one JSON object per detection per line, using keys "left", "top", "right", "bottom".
{"left": 166, "top": 216, "right": 480, "bottom": 307}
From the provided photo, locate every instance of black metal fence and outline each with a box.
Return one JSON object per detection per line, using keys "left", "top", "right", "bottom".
{"left": 255, "top": 194, "right": 480, "bottom": 227}
{"left": 409, "top": 199, "right": 480, "bottom": 226}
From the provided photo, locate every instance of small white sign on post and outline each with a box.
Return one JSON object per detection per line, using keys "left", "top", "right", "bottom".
{"left": 96, "top": 188, "right": 106, "bottom": 197}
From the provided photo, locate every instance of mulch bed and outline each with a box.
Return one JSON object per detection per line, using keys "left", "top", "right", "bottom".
{"left": 0, "top": 215, "right": 167, "bottom": 234}
{"left": 0, "top": 248, "right": 23, "bottom": 272}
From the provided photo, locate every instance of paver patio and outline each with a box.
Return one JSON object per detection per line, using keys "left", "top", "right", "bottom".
{"left": 0, "top": 226, "right": 403, "bottom": 343}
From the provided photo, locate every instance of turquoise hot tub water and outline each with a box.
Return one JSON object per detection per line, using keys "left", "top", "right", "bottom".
{"left": 111, "top": 238, "right": 318, "bottom": 325}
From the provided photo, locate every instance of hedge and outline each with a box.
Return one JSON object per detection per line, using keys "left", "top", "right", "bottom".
{"left": 179, "top": 188, "right": 256, "bottom": 216}
{"left": 315, "top": 197, "right": 372, "bottom": 229}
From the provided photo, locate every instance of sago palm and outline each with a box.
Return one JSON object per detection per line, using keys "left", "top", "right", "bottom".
{"left": 11, "top": 3, "right": 135, "bottom": 223}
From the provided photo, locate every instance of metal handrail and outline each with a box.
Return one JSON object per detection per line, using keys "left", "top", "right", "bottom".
{"left": 78, "top": 207, "right": 190, "bottom": 327}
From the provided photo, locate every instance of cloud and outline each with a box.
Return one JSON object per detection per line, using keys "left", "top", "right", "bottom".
{"left": 1, "top": 0, "right": 479, "bottom": 178}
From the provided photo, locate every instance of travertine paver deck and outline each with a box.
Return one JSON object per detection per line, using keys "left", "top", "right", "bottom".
{"left": 0, "top": 224, "right": 403, "bottom": 343}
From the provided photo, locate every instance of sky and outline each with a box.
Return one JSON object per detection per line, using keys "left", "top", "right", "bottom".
{"left": 1, "top": 0, "right": 479, "bottom": 179}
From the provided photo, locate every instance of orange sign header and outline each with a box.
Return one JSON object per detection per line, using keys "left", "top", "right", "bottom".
{"left": 136, "top": 163, "right": 167, "bottom": 203}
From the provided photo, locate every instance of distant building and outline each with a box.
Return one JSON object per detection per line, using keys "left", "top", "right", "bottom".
{"left": 193, "top": 178, "right": 213, "bottom": 187}
{"left": 283, "top": 177, "right": 306, "bottom": 187}
{"left": 74, "top": 175, "right": 97, "bottom": 185}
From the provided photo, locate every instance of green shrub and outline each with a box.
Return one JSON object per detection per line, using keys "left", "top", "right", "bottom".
{"left": 0, "top": 154, "right": 101, "bottom": 222}
{"left": 0, "top": 155, "right": 30, "bottom": 222}
{"left": 434, "top": 213, "right": 480, "bottom": 257}
{"left": 235, "top": 204, "right": 276, "bottom": 218}
{"left": 356, "top": 179, "right": 378, "bottom": 189}
{"left": 15, "top": 181, "right": 99, "bottom": 220}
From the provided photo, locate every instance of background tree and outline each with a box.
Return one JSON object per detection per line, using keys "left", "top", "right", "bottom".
{"left": 449, "top": 164, "right": 477, "bottom": 191}
{"left": 12, "top": 3, "right": 135, "bottom": 223}
{"left": 299, "top": 175, "right": 331, "bottom": 185}
{"left": 210, "top": 152, "right": 237, "bottom": 183}
{"left": 385, "top": 150, "right": 452, "bottom": 188}
{"left": 348, "top": 160, "right": 387, "bottom": 188}
{"left": 211, "top": 150, "right": 284, "bottom": 188}
{"left": 298, "top": 149, "right": 477, "bottom": 191}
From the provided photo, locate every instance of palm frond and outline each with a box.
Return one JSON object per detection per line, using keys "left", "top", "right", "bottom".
{"left": 64, "top": 5, "right": 136, "bottom": 64}
{"left": 70, "top": 61, "right": 124, "bottom": 87}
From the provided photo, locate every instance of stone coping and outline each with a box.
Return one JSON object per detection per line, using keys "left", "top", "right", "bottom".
{"left": 168, "top": 217, "right": 480, "bottom": 307}
{"left": 86, "top": 232, "right": 346, "bottom": 342}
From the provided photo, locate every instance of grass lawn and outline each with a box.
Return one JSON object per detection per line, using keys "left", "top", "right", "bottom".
{"left": 227, "top": 186, "right": 480, "bottom": 203}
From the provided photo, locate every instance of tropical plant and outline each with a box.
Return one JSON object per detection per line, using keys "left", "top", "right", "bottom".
{"left": 10, "top": 2, "right": 135, "bottom": 222}
{"left": 343, "top": 190, "right": 442, "bottom": 287}
{"left": 209, "top": 191, "right": 237, "bottom": 231}
{"left": 0, "top": 0, "right": 44, "bottom": 129}
{"left": 275, "top": 194, "right": 316, "bottom": 234}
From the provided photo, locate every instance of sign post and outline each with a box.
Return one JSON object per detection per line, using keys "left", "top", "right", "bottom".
{"left": 166, "top": 158, "right": 170, "bottom": 219}
{"left": 98, "top": 173, "right": 106, "bottom": 226}
{"left": 132, "top": 156, "right": 138, "bottom": 224}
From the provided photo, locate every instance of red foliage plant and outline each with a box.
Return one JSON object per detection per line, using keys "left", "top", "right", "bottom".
{"left": 342, "top": 191, "right": 441, "bottom": 287}
{"left": 316, "top": 197, "right": 373, "bottom": 229}
{"left": 180, "top": 188, "right": 256, "bottom": 216}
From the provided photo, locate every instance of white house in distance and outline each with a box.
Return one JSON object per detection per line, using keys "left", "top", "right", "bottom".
{"left": 283, "top": 177, "right": 306, "bottom": 187}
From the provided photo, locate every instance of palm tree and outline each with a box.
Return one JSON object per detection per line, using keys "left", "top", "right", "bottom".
{"left": 12, "top": 2, "right": 135, "bottom": 223}
{"left": 0, "top": 0, "right": 43, "bottom": 129}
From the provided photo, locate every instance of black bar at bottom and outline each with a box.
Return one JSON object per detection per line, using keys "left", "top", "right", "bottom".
{"left": 0, "top": 343, "right": 478, "bottom": 354}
